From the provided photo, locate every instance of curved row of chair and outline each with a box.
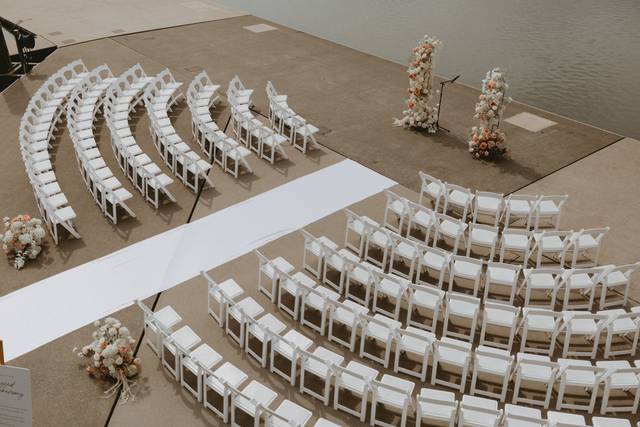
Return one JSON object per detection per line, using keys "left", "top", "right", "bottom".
{"left": 187, "top": 71, "right": 253, "bottom": 178}
{"left": 20, "top": 60, "right": 87, "bottom": 243}
{"left": 205, "top": 271, "right": 640, "bottom": 423}
{"left": 66, "top": 65, "right": 137, "bottom": 224}
{"left": 382, "top": 190, "right": 609, "bottom": 269}
{"left": 104, "top": 64, "right": 176, "bottom": 208}
{"left": 329, "top": 214, "right": 638, "bottom": 312}
{"left": 266, "top": 81, "right": 320, "bottom": 154}
{"left": 419, "top": 171, "right": 569, "bottom": 231}
{"left": 144, "top": 69, "right": 214, "bottom": 193}
{"left": 228, "top": 75, "right": 289, "bottom": 164}
{"left": 137, "top": 301, "right": 339, "bottom": 427}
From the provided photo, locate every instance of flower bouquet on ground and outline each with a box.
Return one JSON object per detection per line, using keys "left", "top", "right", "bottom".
{"left": 74, "top": 317, "right": 141, "bottom": 404}
{"left": 2, "top": 214, "right": 46, "bottom": 270}
{"left": 393, "top": 34, "right": 442, "bottom": 133}
{"left": 468, "top": 68, "right": 512, "bottom": 160}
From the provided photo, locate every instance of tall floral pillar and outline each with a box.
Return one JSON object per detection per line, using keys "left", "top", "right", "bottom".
{"left": 468, "top": 68, "right": 512, "bottom": 159}
{"left": 394, "top": 35, "right": 442, "bottom": 133}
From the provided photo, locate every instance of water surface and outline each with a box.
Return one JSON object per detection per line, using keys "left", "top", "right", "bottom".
{"left": 220, "top": 0, "right": 640, "bottom": 138}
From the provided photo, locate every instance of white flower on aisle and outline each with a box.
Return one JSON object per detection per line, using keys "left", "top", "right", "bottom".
{"left": 2, "top": 214, "right": 46, "bottom": 270}
{"left": 468, "top": 68, "right": 512, "bottom": 160}
{"left": 393, "top": 34, "right": 442, "bottom": 133}
{"left": 74, "top": 317, "right": 141, "bottom": 404}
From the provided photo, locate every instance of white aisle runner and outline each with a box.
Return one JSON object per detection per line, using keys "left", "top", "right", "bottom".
{"left": 0, "top": 160, "right": 395, "bottom": 362}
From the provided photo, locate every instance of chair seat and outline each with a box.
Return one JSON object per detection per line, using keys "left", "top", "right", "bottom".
{"left": 48, "top": 193, "right": 68, "bottom": 209}
{"left": 439, "top": 219, "right": 464, "bottom": 238}
{"left": 596, "top": 361, "right": 639, "bottom": 388}
{"left": 452, "top": 260, "right": 482, "bottom": 279}
{"left": 563, "top": 315, "right": 598, "bottom": 334}
{"left": 206, "top": 362, "right": 247, "bottom": 394}
{"left": 488, "top": 266, "right": 517, "bottom": 285}
{"left": 503, "top": 234, "right": 529, "bottom": 249}
{"left": 539, "top": 235, "right": 564, "bottom": 251}
{"left": 422, "top": 251, "right": 448, "bottom": 269}
{"left": 558, "top": 359, "right": 596, "bottom": 386}
{"left": 400, "top": 326, "right": 433, "bottom": 354}
{"left": 412, "top": 288, "right": 442, "bottom": 310}
{"left": 377, "top": 277, "right": 407, "bottom": 297}
{"left": 366, "top": 315, "right": 401, "bottom": 341}
{"left": 229, "top": 297, "right": 263, "bottom": 321}
{"left": 390, "top": 200, "right": 408, "bottom": 216}
{"left": 418, "top": 389, "right": 456, "bottom": 420}
{"left": 517, "top": 354, "right": 553, "bottom": 381}
{"left": 341, "top": 361, "right": 378, "bottom": 394}
{"left": 274, "top": 330, "right": 313, "bottom": 359}
{"left": 183, "top": 344, "right": 222, "bottom": 372}
{"left": 210, "top": 278, "right": 244, "bottom": 303}
{"left": 508, "top": 200, "right": 533, "bottom": 215}
{"left": 523, "top": 309, "right": 555, "bottom": 332}
{"left": 437, "top": 338, "right": 472, "bottom": 366}
{"left": 413, "top": 210, "right": 434, "bottom": 227}
{"left": 55, "top": 206, "right": 76, "bottom": 221}
{"left": 538, "top": 200, "right": 560, "bottom": 215}
{"left": 475, "top": 346, "right": 511, "bottom": 375}
{"left": 527, "top": 273, "right": 556, "bottom": 290}
{"left": 376, "top": 374, "right": 415, "bottom": 408}
{"left": 305, "top": 286, "right": 340, "bottom": 310}
{"left": 272, "top": 400, "right": 312, "bottom": 427}
{"left": 308, "top": 236, "right": 338, "bottom": 256}
{"left": 470, "top": 228, "right": 497, "bottom": 245}
{"left": 248, "top": 313, "right": 286, "bottom": 341}
{"left": 305, "top": 347, "right": 344, "bottom": 377}
{"left": 261, "top": 256, "right": 294, "bottom": 279}
{"left": 396, "top": 242, "right": 417, "bottom": 259}
{"left": 476, "top": 196, "right": 501, "bottom": 212}
{"left": 484, "top": 306, "right": 517, "bottom": 327}
{"left": 448, "top": 299, "right": 478, "bottom": 318}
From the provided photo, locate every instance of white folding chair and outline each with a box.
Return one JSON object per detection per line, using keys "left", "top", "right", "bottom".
{"left": 433, "top": 212, "right": 468, "bottom": 255}
{"left": 416, "top": 246, "right": 452, "bottom": 289}
{"left": 181, "top": 344, "right": 222, "bottom": 402}
{"left": 503, "top": 194, "right": 539, "bottom": 229}
{"left": 597, "top": 309, "right": 640, "bottom": 358}
{"left": 203, "top": 272, "right": 244, "bottom": 327}
{"left": 503, "top": 404, "right": 545, "bottom": 427}
{"left": 559, "top": 267, "right": 599, "bottom": 311}
{"left": 567, "top": 227, "right": 609, "bottom": 268}
{"left": 442, "top": 182, "right": 474, "bottom": 220}
{"left": 323, "top": 246, "right": 360, "bottom": 294}
{"left": 137, "top": 301, "right": 182, "bottom": 356}
{"left": 255, "top": 250, "right": 294, "bottom": 302}
{"left": 363, "top": 224, "right": 394, "bottom": 269}
{"left": 431, "top": 337, "right": 472, "bottom": 393}
{"left": 345, "top": 261, "right": 381, "bottom": 306}
{"left": 300, "top": 229, "right": 338, "bottom": 279}
{"left": 388, "top": 234, "right": 422, "bottom": 280}
{"left": 448, "top": 255, "right": 484, "bottom": 297}
{"left": 270, "top": 329, "right": 314, "bottom": 385}
{"left": 393, "top": 326, "right": 433, "bottom": 382}
{"left": 334, "top": 361, "right": 379, "bottom": 421}
{"left": 534, "top": 195, "right": 568, "bottom": 230}
{"left": 406, "top": 283, "right": 445, "bottom": 333}
{"left": 442, "top": 292, "right": 480, "bottom": 342}
{"left": 520, "top": 267, "right": 563, "bottom": 309}
{"left": 371, "top": 271, "right": 410, "bottom": 320}
{"left": 244, "top": 313, "right": 286, "bottom": 368}
{"left": 558, "top": 311, "right": 607, "bottom": 358}
{"left": 596, "top": 360, "right": 640, "bottom": 415}
{"left": 597, "top": 262, "right": 640, "bottom": 309}
{"left": 466, "top": 223, "right": 499, "bottom": 260}
{"left": 278, "top": 271, "right": 316, "bottom": 320}
{"left": 406, "top": 200, "right": 436, "bottom": 244}
{"left": 458, "top": 394, "right": 502, "bottom": 427}
{"left": 383, "top": 190, "right": 411, "bottom": 234}
{"left": 203, "top": 362, "right": 248, "bottom": 423}
{"left": 344, "top": 209, "right": 380, "bottom": 257}
{"left": 416, "top": 388, "right": 458, "bottom": 427}
{"left": 269, "top": 400, "right": 313, "bottom": 427}
{"left": 299, "top": 346, "right": 344, "bottom": 405}
{"left": 418, "top": 171, "right": 445, "bottom": 211}
{"left": 300, "top": 284, "right": 340, "bottom": 335}
{"left": 470, "top": 346, "right": 513, "bottom": 402}
{"left": 546, "top": 412, "right": 586, "bottom": 427}
{"left": 484, "top": 262, "right": 520, "bottom": 304}
{"left": 499, "top": 228, "right": 533, "bottom": 265}
{"left": 593, "top": 418, "right": 631, "bottom": 427}
{"left": 531, "top": 230, "right": 573, "bottom": 268}
{"left": 555, "top": 359, "right": 604, "bottom": 412}
{"left": 472, "top": 190, "right": 504, "bottom": 227}
{"left": 328, "top": 299, "right": 369, "bottom": 352}
{"left": 359, "top": 313, "right": 401, "bottom": 368}
{"left": 519, "top": 308, "right": 561, "bottom": 356}
{"left": 512, "top": 353, "right": 557, "bottom": 409}
{"left": 370, "top": 374, "right": 415, "bottom": 427}
{"left": 479, "top": 301, "right": 520, "bottom": 352}
{"left": 231, "top": 380, "right": 277, "bottom": 427}
{"left": 161, "top": 325, "right": 201, "bottom": 381}
{"left": 225, "top": 297, "right": 264, "bottom": 348}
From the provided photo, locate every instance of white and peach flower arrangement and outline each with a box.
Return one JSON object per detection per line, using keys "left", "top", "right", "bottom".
{"left": 468, "top": 68, "right": 512, "bottom": 159}
{"left": 394, "top": 34, "right": 442, "bottom": 133}
{"left": 2, "top": 214, "right": 46, "bottom": 270}
{"left": 74, "top": 317, "right": 141, "bottom": 404}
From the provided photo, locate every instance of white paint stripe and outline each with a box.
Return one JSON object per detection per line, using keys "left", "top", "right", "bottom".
{"left": 0, "top": 160, "right": 395, "bottom": 361}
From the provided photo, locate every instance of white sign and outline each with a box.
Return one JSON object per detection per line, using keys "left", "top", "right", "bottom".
{"left": 0, "top": 365, "right": 32, "bottom": 427}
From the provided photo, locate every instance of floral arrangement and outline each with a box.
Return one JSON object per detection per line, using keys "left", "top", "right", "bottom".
{"left": 2, "top": 215, "right": 46, "bottom": 269}
{"left": 74, "top": 317, "right": 141, "bottom": 404}
{"left": 394, "top": 35, "right": 442, "bottom": 132}
{"left": 468, "top": 68, "right": 512, "bottom": 159}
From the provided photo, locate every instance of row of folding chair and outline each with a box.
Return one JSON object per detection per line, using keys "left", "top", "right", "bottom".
{"left": 144, "top": 69, "right": 214, "bottom": 193}
{"left": 203, "top": 272, "right": 418, "bottom": 427}
{"left": 418, "top": 394, "right": 634, "bottom": 427}
{"left": 419, "top": 171, "right": 569, "bottom": 230}
{"left": 66, "top": 70, "right": 136, "bottom": 224}
{"left": 187, "top": 71, "right": 253, "bottom": 178}
{"left": 205, "top": 271, "right": 640, "bottom": 420}
{"left": 103, "top": 66, "right": 176, "bottom": 209}
{"left": 137, "top": 300, "right": 335, "bottom": 427}
{"left": 228, "top": 75, "right": 290, "bottom": 165}
{"left": 266, "top": 81, "right": 321, "bottom": 154}
{"left": 19, "top": 60, "right": 87, "bottom": 243}
{"left": 316, "top": 218, "right": 638, "bottom": 313}
{"left": 383, "top": 191, "right": 609, "bottom": 269}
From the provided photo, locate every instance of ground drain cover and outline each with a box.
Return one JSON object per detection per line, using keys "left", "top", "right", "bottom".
{"left": 505, "top": 112, "right": 557, "bottom": 132}
{"left": 244, "top": 24, "right": 277, "bottom": 33}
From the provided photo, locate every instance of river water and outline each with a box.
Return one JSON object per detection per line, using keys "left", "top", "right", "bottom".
{"left": 219, "top": 0, "right": 640, "bottom": 138}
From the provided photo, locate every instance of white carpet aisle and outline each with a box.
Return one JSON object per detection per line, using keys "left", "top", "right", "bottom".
{"left": 0, "top": 160, "right": 395, "bottom": 362}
